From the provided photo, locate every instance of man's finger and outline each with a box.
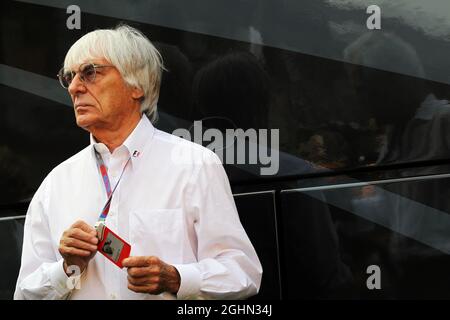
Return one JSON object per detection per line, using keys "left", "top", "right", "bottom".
{"left": 63, "top": 237, "right": 98, "bottom": 252}
{"left": 127, "top": 275, "right": 153, "bottom": 286}
{"left": 68, "top": 228, "right": 98, "bottom": 244}
{"left": 123, "top": 256, "right": 158, "bottom": 268}
{"left": 127, "top": 283, "right": 159, "bottom": 294}
{"left": 126, "top": 266, "right": 160, "bottom": 278}
{"left": 59, "top": 246, "right": 92, "bottom": 257}
{"left": 71, "top": 220, "right": 96, "bottom": 235}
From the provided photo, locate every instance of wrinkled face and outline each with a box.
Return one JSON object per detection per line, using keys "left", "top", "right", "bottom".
{"left": 67, "top": 58, "right": 142, "bottom": 132}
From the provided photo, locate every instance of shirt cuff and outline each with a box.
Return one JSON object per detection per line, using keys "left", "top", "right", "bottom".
{"left": 172, "top": 263, "right": 202, "bottom": 300}
{"left": 49, "top": 260, "right": 73, "bottom": 298}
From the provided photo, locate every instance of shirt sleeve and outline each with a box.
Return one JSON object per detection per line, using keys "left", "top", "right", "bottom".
{"left": 174, "top": 150, "right": 263, "bottom": 300}
{"left": 14, "top": 176, "right": 75, "bottom": 300}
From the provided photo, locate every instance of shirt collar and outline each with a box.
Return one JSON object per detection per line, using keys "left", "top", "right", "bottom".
{"left": 90, "top": 114, "right": 155, "bottom": 162}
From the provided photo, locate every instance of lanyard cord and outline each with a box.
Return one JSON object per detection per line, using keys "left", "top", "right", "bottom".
{"left": 94, "top": 150, "right": 131, "bottom": 222}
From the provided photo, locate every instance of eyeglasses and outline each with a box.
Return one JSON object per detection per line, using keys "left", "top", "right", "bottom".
{"left": 57, "top": 62, "right": 115, "bottom": 89}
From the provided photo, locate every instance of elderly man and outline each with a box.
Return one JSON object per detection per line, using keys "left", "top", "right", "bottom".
{"left": 14, "top": 25, "right": 262, "bottom": 300}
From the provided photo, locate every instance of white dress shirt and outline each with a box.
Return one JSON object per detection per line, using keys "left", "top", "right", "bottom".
{"left": 14, "top": 114, "right": 262, "bottom": 300}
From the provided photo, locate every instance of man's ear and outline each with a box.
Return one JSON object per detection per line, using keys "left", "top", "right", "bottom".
{"left": 131, "top": 87, "right": 144, "bottom": 100}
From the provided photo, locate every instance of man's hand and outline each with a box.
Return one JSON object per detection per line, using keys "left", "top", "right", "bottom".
{"left": 59, "top": 220, "right": 98, "bottom": 276}
{"left": 122, "top": 256, "right": 181, "bottom": 295}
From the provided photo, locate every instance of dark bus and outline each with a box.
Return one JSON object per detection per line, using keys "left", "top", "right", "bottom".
{"left": 1, "top": 0, "right": 450, "bottom": 299}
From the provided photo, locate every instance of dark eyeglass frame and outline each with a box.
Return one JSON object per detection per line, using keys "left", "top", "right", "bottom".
{"left": 57, "top": 62, "right": 115, "bottom": 89}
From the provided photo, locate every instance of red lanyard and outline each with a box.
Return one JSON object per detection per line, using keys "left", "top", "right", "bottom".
{"left": 94, "top": 150, "right": 131, "bottom": 222}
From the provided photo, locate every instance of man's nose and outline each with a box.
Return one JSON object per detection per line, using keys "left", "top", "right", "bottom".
{"left": 68, "top": 73, "right": 87, "bottom": 95}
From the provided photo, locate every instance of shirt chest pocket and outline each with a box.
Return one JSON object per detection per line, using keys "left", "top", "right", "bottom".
{"left": 129, "top": 209, "right": 184, "bottom": 263}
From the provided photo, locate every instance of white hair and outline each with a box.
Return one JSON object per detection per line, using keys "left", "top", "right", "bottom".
{"left": 64, "top": 24, "right": 163, "bottom": 121}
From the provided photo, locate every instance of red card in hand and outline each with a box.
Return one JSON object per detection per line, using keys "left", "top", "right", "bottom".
{"left": 95, "top": 222, "right": 131, "bottom": 268}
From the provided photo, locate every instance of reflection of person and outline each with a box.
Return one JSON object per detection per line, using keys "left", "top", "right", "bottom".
{"left": 344, "top": 32, "right": 450, "bottom": 165}
{"left": 344, "top": 32, "right": 450, "bottom": 292}
{"left": 193, "top": 51, "right": 270, "bottom": 130}
{"left": 192, "top": 51, "right": 272, "bottom": 180}
{"left": 14, "top": 25, "right": 262, "bottom": 300}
